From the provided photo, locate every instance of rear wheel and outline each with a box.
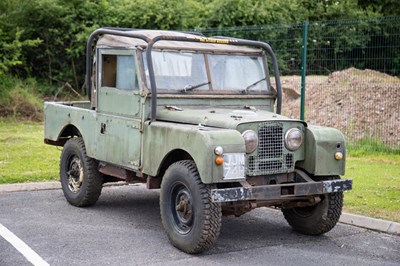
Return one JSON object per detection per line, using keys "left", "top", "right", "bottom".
{"left": 160, "top": 160, "right": 222, "bottom": 254}
{"left": 282, "top": 176, "right": 343, "bottom": 235}
{"left": 60, "top": 137, "right": 103, "bottom": 207}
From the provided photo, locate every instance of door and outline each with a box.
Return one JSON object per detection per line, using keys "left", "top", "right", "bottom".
{"left": 94, "top": 48, "right": 142, "bottom": 170}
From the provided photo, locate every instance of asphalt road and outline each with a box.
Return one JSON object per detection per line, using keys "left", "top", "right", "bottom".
{"left": 0, "top": 184, "right": 399, "bottom": 266}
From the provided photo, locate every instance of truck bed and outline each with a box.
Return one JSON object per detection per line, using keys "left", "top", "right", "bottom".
{"left": 44, "top": 101, "right": 97, "bottom": 153}
{"left": 52, "top": 101, "right": 92, "bottom": 109}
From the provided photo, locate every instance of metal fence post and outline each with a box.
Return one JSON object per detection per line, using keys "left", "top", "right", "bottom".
{"left": 300, "top": 21, "right": 308, "bottom": 121}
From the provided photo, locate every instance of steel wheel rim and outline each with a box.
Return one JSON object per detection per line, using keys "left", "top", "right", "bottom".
{"left": 170, "top": 182, "right": 194, "bottom": 234}
{"left": 66, "top": 156, "right": 84, "bottom": 193}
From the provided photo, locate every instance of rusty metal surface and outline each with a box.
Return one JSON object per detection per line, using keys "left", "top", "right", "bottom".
{"left": 211, "top": 179, "right": 352, "bottom": 203}
{"left": 146, "top": 176, "right": 161, "bottom": 189}
{"left": 323, "top": 179, "right": 353, "bottom": 193}
{"left": 99, "top": 163, "right": 145, "bottom": 183}
{"left": 220, "top": 196, "right": 320, "bottom": 216}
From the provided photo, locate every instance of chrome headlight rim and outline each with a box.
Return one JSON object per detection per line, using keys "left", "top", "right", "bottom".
{"left": 242, "top": 129, "right": 258, "bottom": 154}
{"left": 285, "top": 128, "right": 303, "bottom": 151}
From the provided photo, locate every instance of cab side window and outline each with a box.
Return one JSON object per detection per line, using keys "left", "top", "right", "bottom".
{"left": 102, "top": 54, "right": 139, "bottom": 91}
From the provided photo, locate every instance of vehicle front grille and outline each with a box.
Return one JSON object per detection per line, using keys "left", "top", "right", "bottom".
{"left": 247, "top": 122, "right": 294, "bottom": 176}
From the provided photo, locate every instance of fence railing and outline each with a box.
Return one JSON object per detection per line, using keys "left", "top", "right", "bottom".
{"left": 200, "top": 16, "right": 400, "bottom": 150}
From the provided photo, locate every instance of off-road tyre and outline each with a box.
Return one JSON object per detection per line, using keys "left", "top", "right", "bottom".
{"left": 60, "top": 137, "right": 103, "bottom": 207}
{"left": 282, "top": 176, "right": 343, "bottom": 235}
{"left": 160, "top": 160, "right": 222, "bottom": 254}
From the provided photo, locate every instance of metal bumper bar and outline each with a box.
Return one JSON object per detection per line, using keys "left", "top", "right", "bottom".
{"left": 211, "top": 179, "right": 352, "bottom": 203}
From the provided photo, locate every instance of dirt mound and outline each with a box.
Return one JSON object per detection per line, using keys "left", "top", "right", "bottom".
{"left": 280, "top": 68, "right": 400, "bottom": 147}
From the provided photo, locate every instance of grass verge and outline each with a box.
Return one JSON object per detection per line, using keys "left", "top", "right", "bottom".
{"left": 0, "top": 120, "right": 60, "bottom": 183}
{"left": 0, "top": 120, "right": 399, "bottom": 222}
{"left": 343, "top": 153, "right": 400, "bottom": 223}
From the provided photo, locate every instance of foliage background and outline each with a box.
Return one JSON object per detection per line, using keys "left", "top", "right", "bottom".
{"left": 0, "top": 0, "right": 399, "bottom": 95}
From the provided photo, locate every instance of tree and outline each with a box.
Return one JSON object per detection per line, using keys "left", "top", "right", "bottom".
{"left": 357, "top": 0, "right": 400, "bottom": 16}
{"left": 205, "top": 0, "right": 305, "bottom": 28}
{"left": 0, "top": 0, "right": 396, "bottom": 95}
{"left": 0, "top": 29, "right": 41, "bottom": 76}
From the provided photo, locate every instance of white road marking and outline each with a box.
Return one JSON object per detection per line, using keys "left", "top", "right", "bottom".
{"left": 0, "top": 223, "right": 49, "bottom": 266}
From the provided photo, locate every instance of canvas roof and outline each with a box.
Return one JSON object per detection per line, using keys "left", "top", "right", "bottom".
{"left": 96, "top": 30, "right": 262, "bottom": 54}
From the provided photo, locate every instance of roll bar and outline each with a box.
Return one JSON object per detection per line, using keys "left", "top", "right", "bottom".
{"left": 85, "top": 28, "right": 149, "bottom": 101}
{"left": 85, "top": 28, "right": 282, "bottom": 122}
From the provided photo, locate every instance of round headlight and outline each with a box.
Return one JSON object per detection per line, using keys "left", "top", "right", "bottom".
{"left": 285, "top": 128, "right": 303, "bottom": 151}
{"left": 242, "top": 130, "right": 258, "bottom": 154}
{"left": 214, "top": 146, "right": 224, "bottom": 155}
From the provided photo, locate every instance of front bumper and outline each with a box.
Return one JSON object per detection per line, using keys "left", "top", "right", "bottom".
{"left": 211, "top": 179, "right": 352, "bottom": 203}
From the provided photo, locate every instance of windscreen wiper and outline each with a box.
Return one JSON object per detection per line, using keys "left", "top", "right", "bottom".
{"left": 180, "top": 81, "right": 210, "bottom": 93}
{"left": 242, "top": 77, "right": 266, "bottom": 94}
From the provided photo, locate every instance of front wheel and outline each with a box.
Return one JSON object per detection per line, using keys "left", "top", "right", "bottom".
{"left": 60, "top": 137, "right": 103, "bottom": 207}
{"left": 282, "top": 176, "right": 343, "bottom": 235}
{"left": 160, "top": 160, "right": 222, "bottom": 254}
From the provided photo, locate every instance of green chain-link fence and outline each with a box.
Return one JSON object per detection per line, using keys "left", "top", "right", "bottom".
{"left": 200, "top": 16, "right": 400, "bottom": 150}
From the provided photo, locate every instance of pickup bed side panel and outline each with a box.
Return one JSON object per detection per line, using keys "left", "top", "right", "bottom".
{"left": 44, "top": 102, "right": 97, "bottom": 157}
{"left": 142, "top": 121, "right": 246, "bottom": 184}
{"left": 296, "top": 125, "right": 346, "bottom": 176}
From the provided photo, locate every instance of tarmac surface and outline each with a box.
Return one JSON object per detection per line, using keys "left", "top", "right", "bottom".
{"left": 1, "top": 181, "right": 399, "bottom": 236}
{"left": 0, "top": 182, "right": 399, "bottom": 266}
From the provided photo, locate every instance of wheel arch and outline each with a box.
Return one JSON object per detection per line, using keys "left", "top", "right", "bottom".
{"left": 60, "top": 124, "right": 82, "bottom": 137}
{"left": 156, "top": 149, "right": 194, "bottom": 180}
{"left": 143, "top": 121, "right": 246, "bottom": 184}
{"left": 45, "top": 124, "right": 83, "bottom": 146}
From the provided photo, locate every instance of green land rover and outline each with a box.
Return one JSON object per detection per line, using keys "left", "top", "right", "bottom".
{"left": 44, "top": 28, "right": 352, "bottom": 254}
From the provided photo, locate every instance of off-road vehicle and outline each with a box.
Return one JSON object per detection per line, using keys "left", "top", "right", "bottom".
{"left": 44, "top": 28, "right": 352, "bottom": 254}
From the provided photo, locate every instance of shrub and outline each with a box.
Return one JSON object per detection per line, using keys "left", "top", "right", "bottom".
{"left": 0, "top": 75, "right": 44, "bottom": 120}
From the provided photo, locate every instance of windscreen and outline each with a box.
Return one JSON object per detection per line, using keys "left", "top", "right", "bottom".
{"left": 144, "top": 50, "right": 270, "bottom": 93}
{"left": 208, "top": 54, "right": 267, "bottom": 91}
{"left": 148, "top": 51, "right": 207, "bottom": 90}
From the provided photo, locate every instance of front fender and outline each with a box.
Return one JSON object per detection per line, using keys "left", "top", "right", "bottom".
{"left": 142, "top": 121, "right": 245, "bottom": 183}
{"left": 296, "top": 125, "right": 346, "bottom": 176}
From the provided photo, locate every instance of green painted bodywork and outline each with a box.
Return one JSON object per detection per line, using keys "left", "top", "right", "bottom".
{"left": 44, "top": 44, "right": 347, "bottom": 184}
{"left": 44, "top": 96, "right": 346, "bottom": 182}
{"left": 142, "top": 121, "right": 245, "bottom": 183}
{"left": 155, "top": 107, "right": 299, "bottom": 129}
{"left": 95, "top": 114, "right": 142, "bottom": 168}
{"left": 44, "top": 101, "right": 98, "bottom": 158}
{"left": 97, "top": 87, "right": 141, "bottom": 116}
{"left": 296, "top": 126, "right": 346, "bottom": 176}
{"left": 96, "top": 87, "right": 142, "bottom": 168}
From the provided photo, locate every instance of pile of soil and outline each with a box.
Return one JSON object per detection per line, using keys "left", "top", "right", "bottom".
{"left": 279, "top": 68, "right": 400, "bottom": 147}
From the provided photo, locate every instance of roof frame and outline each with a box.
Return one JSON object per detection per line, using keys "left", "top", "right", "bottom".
{"left": 86, "top": 28, "right": 282, "bottom": 122}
